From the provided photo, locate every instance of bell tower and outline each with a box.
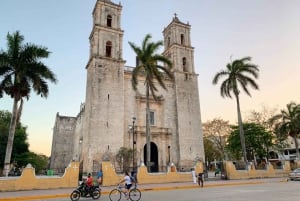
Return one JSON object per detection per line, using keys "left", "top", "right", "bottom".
{"left": 163, "top": 13, "right": 195, "bottom": 75}
{"left": 163, "top": 14, "right": 204, "bottom": 167}
{"left": 83, "top": 0, "right": 125, "bottom": 172}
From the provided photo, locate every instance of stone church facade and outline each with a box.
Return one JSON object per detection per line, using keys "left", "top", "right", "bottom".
{"left": 50, "top": 0, "right": 204, "bottom": 173}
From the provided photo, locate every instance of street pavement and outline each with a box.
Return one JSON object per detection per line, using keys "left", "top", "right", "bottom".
{"left": 0, "top": 177, "right": 288, "bottom": 201}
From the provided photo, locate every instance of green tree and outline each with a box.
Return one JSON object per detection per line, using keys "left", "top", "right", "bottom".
{"left": 0, "top": 31, "right": 57, "bottom": 176}
{"left": 0, "top": 110, "right": 48, "bottom": 175}
{"left": 0, "top": 111, "right": 11, "bottom": 166}
{"left": 212, "top": 56, "right": 259, "bottom": 165}
{"left": 128, "top": 34, "right": 173, "bottom": 171}
{"left": 115, "top": 147, "right": 134, "bottom": 173}
{"left": 202, "top": 118, "right": 232, "bottom": 159}
{"left": 15, "top": 152, "right": 48, "bottom": 174}
{"left": 0, "top": 110, "right": 29, "bottom": 170}
{"left": 226, "top": 123, "right": 273, "bottom": 162}
{"left": 245, "top": 105, "right": 288, "bottom": 155}
{"left": 203, "top": 137, "right": 222, "bottom": 163}
{"left": 269, "top": 102, "right": 300, "bottom": 160}
{"left": 245, "top": 105, "right": 277, "bottom": 131}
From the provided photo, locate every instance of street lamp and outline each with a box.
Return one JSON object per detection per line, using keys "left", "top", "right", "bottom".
{"left": 132, "top": 117, "right": 136, "bottom": 171}
{"left": 168, "top": 145, "right": 171, "bottom": 165}
{"left": 78, "top": 137, "right": 83, "bottom": 162}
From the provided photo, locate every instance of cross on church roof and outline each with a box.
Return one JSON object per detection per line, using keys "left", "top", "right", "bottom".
{"left": 173, "top": 13, "right": 179, "bottom": 22}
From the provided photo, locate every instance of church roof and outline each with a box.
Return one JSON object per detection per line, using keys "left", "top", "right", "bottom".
{"left": 98, "top": 0, "right": 121, "bottom": 7}
{"left": 171, "top": 13, "right": 190, "bottom": 26}
{"left": 163, "top": 13, "right": 190, "bottom": 33}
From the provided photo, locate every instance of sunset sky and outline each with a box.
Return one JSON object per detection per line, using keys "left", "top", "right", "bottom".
{"left": 1, "top": 0, "right": 299, "bottom": 156}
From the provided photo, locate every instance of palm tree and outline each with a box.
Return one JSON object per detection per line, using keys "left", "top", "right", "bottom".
{"left": 0, "top": 31, "right": 57, "bottom": 176}
{"left": 269, "top": 102, "right": 300, "bottom": 160}
{"left": 128, "top": 34, "right": 173, "bottom": 172}
{"left": 212, "top": 56, "right": 259, "bottom": 166}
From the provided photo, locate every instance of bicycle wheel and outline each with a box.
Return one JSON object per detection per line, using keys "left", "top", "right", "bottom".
{"left": 129, "top": 188, "right": 141, "bottom": 201}
{"left": 109, "top": 189, "right": 121, "bottom": 201}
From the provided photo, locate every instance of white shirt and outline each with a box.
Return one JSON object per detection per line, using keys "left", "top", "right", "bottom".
{"left": 124, "top": 175, "right": 132, "bottom": 185}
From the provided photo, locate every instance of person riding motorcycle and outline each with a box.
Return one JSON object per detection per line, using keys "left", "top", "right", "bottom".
{"left": 85, "top": 173, "right": 93, "bottom": 195}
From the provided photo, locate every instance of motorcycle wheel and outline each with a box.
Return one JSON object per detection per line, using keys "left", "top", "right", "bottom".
{"left": 91, "top": 189, "right": 101, "bottom": 199}
{"left": 70, "top": 190, "right": 81, "bottom": 201}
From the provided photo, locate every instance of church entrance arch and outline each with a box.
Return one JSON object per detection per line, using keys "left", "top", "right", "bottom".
{"left": 143, "top": 142, "right": 159, "bottom": 172}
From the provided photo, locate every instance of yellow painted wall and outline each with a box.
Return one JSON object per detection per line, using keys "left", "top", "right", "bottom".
{"left": 225, "top": 161, "right": 291, "bottom": 180}
{"left": 296, "top": 160, "right": 300, "bottom": 168}
{"left": 0, "top": 162, "right": 79, "bottom": 192}
{"left": 102, "top": 161, "right": 204, "bottom": 186}
{"left": 1, "top": 160, "right": 297, "bottom": 192}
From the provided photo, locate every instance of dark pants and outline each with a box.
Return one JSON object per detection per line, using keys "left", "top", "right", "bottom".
{"left": 198, "top": 178, "right": 203, "bottom": 187}
{"left": 85, "top": 185, "right": 92, "bottom": 195}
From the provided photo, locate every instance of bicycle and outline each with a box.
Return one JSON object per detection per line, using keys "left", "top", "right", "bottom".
{"left": 109, "top": 184, "right": 141, "bottom": 201}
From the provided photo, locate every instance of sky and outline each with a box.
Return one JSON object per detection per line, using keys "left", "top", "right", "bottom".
{"left": 1, "top": 0, "right": 299, "bottom": 156}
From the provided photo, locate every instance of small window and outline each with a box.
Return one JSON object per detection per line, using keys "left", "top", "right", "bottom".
{"left": 107, "top": 15, "right": 112, "bottom": 27}
{"left": 150, "top": 111, "right": 155, "bottom": 125}
{"left": 167, "top": 37, "right": 170, "bottom": 47}
{"left": 182, "top": 57, "right": 187, "bottom": 72}
{"left": 180, "top": 34, "right": 184, "bottom": 45}
{"left": 106, "top": 41, "right": 112, "bottom": 57}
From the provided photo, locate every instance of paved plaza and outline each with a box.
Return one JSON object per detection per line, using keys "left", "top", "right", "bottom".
{"left": 1, "top": 177, "right": 299, "bottom": 201}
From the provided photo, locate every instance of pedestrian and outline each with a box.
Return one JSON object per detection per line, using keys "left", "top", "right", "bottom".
{"left": 97, "top": 168, "right": 103, "bottom": 185}
{"left": 191, "top": 168, "right": 197, "bottom": 184}
{"left": 198, "top": 172, "right": 204, "bottom": 187}
{"left": 215, "top": 168, "right": 220, "bottom": 177}
{"left": 131, "top": 171, "right": 138, "bottom": 184}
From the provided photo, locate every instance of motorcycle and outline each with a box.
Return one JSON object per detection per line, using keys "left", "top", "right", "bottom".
{"left": 70, "top": 181, "right": 101, "bottom": 201}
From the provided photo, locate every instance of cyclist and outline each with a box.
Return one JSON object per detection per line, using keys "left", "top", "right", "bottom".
{"left": 118, "top": 171, "right": 132, "bottom": 199}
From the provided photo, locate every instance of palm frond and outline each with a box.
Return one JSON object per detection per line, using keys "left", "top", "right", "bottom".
{"left": 212, "top": 70, "right": 228, "bottom": 85}
{"left": 213, "top": 56, "right": 259, "bottom": 98}
{"left": 129, "top": 34, "right": 173, "bottom": 96}
{"left": 0, "top": 31, "right": 57, "bottom": 100}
